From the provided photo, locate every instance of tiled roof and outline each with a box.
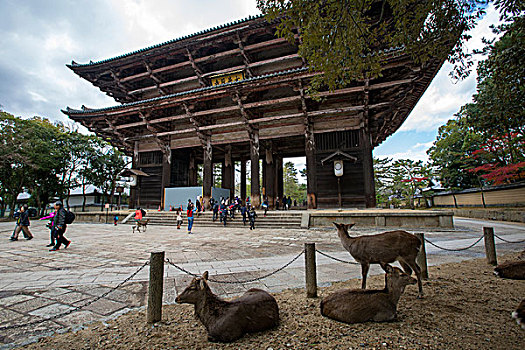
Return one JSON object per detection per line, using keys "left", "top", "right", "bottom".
{"left": 67, "top": 14, "right": 265, "bottom": 68}
{"left": 62, "top": 67, "right": 309, "bottom": 116}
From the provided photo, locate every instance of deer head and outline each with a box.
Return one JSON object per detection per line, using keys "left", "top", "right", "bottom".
{"left": 176, "top": 271, "right": 210, "bottom": 304}
{"left": 385, "top": 265, "right": 417, "bottom": 293}
{"left": 333, "top": 222, "right": 355, "bottom": 237}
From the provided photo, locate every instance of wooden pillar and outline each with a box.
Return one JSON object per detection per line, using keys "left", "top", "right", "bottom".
{"left": 305, "top": 131, "right": 317, "bottom": 209}
{"left": 361, "top": 129, "right": 376, "bottom": 208}
{"left": 265, "top": 147, "right": 275, "bottom": 208}
{"left": 275, "top": 156, "right": 284, "bottom": 201}
{"left": 160, "top": 147, "right": 171, "bottom": 210}
{"left": 250, "top": 129, "right": 261, "bottom": 208}
{"left": 188, "top": 149, "right": 197, "bottom": 186}
{"left": 202, "top": 136, "right": 213, "bottom": 210}
{"left": 240, "top": 158, "right": 247, "bottom": 201}
{"left": 129, "top": 141, "right": 139, "bottom": 209}
{"left": 223, "top": 145, "right": 234, "bottom": 199}
{"left": 147, "top": 251, "right": 164, "bottom": 323}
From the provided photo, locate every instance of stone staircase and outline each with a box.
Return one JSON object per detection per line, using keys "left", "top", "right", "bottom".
{"left": 136, "top": 210, "right": 304, "bottom": 229}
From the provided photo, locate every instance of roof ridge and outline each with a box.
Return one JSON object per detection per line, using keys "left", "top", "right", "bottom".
{"left": 67, "top": 13, "right": 265, "bottom": 68}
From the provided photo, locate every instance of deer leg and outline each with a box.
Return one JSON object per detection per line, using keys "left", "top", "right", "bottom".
{"left": 407, "top": 259, "right": 423, "bottom": 298}
{"left": 399, "top": 260, "right": 413, "bottom": 275}
{"left": 361, "top": 262, "right": 370, "bottom": 289}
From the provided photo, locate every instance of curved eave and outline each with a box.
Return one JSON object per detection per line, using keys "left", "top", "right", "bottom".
{"left": 62, "top": 67, "right": 310, "bottom": 117}
{"left": 67, "top": 14, "right": 266, "bottom": 70}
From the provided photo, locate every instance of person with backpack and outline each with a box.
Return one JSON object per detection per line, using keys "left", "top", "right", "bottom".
{"left": 50, "top": 201, "right": 71, "bottom": 251}
{"left": 10, "top": 204, "right": 33, "bottom": 241}
{"left": 39, "top": 210, "right": 56, "bottom": 247}
{"left": 262, "top": 197, "right": 269, "bottom": 217}
{"left": 212, "top": 201, "right": 219, "bottom": 221}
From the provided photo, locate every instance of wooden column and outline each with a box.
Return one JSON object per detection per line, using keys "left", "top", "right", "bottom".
{"left": 361, "top": 129, "right": 376, "bottom": 208}
{"left": 275, "top": 156, "right": 284, "bottom": 201}
{"left": 202, "top": 136, "right": 213, "bottom": 210}
{"left": 240, "top": 158, "right": 247, "bottom": 201}
{"left": 188, "top": 150, "right": 197, "bottom": 186}
{"left": 305, "top": 132, "right": 317, "bottom": 209}
{"left": 222, "top": 145, "right": 234, "bottom": 199}
{"left": 250, "top": 129, "right": 261, "bottom": 208}
{"left": 265, "top": 147, "right": 275, "bottom": 208}
{"left": 160, "top": 146, "right": 171, "bottom": 210}
{"left": 129, "top": 141, "right": 139, "bottom": 209}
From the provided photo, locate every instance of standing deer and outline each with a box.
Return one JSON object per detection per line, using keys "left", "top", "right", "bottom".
{"left": 333, "top": 222, "right": 424, "bottom": 298}
{"left": 175, "top": 271, "right": 279, "bottom": 342}
{"left": 320, "top": 265, "right": 417, "bottom": 323}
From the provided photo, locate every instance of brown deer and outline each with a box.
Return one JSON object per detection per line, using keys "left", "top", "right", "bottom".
{"left": 494, "top": 260, "right": 525, "bottom": 280}
{"left": 333, "top": 222, "right": 423, "bottom": 298}
{"left": 512, "top": 299, "right": 525, "bottom": 330}
{"left": 320, "top": 265, "right": 416, "bottom": 323}
{"left": 175, "top": 271, "right": 279, "bottom": 342}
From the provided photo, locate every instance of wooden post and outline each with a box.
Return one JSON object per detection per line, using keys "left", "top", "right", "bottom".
{"left": 361, "top": 129, "right": 376, "bottom": 208}
{"left": 483, "top": 227, "right": 497, "bottom": 265}
{"left": 305, "top": 243, "right": 317, "bottom": 298}
{"left": 202, "top": 137, "right": 213, "bottom": 210}
{"left": 188, "top": 150, "right": 197, "bottom": 186}
{"left": 147, "top": 251, "right": 165, "bottom": 323}
{"left": 240, "top": 158, "right": 247, "bottom": 202}
{"left": 160, "top": 148, "right": 171, "bottom": 210}
{"left": 250, "top": 129, "right": 261, "bottom": 208}
{"left": 305, "top": 132, "right": 317, "bottom": 210}
{"left": 129, "top": 141, "right": 139, "bottom": 209}
{"left": 415, "top": 233, "right": 429, "bottom": 279}
{"left": 265, "top": 147, "right": 275, "bottom": 208}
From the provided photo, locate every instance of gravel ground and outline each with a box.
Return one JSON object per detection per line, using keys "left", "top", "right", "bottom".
{"left": 23, "top": 253, "right": 524, "bottom": 350}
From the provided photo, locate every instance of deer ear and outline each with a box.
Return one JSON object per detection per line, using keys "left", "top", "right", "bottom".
{"left": 202, "top": 271, "right": 209, "bottom": 280}
{"left": 333, "top": 222, "right": 342, "bottom": 229}
{"left": 199, "top": 279, "right": 207, "bottom": 289}
{"left": 384, "top": 264, "right": 394, "bottom": 273}
{"left": 345, "top": 223, "right": 355, "bottom": 230}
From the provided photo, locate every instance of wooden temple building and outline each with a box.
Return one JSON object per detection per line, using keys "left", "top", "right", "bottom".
{"left": 63, "top": 13, "right": 447, "bottom": 210}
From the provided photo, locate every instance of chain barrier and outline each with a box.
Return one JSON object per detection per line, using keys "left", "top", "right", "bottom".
{"left": 315, "top": 249, "right": 360, "bottom": 265}
{"left": 494, "top": 234, "right": 525, "bottom": 244}
{"left": 0, "top": 261, "right": 149, "bottom": 332}
{"left": 423, "top": 235, "right": 484, "bottom": 252}
{"left": 165, "top": 249, "right": 304, "bottom": 284}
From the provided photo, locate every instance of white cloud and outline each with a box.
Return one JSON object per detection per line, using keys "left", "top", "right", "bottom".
{"left": 379, "top": 143, "right": 432, "bottom": 162}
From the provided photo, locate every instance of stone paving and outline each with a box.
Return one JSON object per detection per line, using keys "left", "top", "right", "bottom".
{"left": 0, "top": 216, "right": 524, "bottom": 348}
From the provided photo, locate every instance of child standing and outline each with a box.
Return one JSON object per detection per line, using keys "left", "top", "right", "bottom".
{"left": 113, "top": 215, "right": 119, "bottom": 226}
{"left": 176, "top": 209, "right": 183, "bottom": 229}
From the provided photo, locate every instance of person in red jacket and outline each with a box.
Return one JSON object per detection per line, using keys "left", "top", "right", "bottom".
{"left": 186, "top": 199, "right": 195, "bottom": 234}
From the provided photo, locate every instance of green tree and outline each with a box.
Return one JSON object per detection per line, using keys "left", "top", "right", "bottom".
{"left": 88, "top": 144, "right": 127, "bottom": 208}
{"left": 374, "top": 157, "right": 394, "bottom": 206}
{"left": 427, "top": 116, "right": 484, "bottom": 189}
{"left": 256, "top": 0, "right": 518, "bottom": 91}
{"left": 283, "top": 161, "right": 306, "bottom": 202}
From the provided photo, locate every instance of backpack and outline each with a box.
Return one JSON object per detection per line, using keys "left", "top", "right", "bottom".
{"left": 140, "top": 209, "right": 146, "bottom": 217}
{"left": 65, "top": 210, "right": 76, "bottom": 224}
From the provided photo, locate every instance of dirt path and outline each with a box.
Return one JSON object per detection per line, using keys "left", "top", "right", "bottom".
{"left": 23, "top": 253, "right": 524, "bottom": 350}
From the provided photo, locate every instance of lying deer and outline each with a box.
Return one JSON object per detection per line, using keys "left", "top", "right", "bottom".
{"left": 512, "top": 299, "right": 525, "bottom": 330}
{"left": 175, "top": 271, "right": 279, "bottom": 342}
{"left": 321, "top": 265, "right": 416, "bottom": 323}
{"left": 494, "top": 260, "right": 525, "bottom": 280}
{"left": 333, "top": 222, "right": 423, "bottom": 297}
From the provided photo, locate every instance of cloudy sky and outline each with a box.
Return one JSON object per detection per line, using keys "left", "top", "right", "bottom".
{"left": 0, "top": 0, "right": 500, "bottom": 164}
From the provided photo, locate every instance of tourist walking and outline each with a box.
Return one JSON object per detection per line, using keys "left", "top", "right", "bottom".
{"left": 275, "top": 197, "right": 280, "bottom": 210}
{"left": 212, "top": 201, "right": 219, "bottom": 221}
{"left": 50, "top": 201, "right": 71, "bottom": 251}
{"left": 10, "top": 204, "right": 33, "bottom": 241}
{"left": 262, "top": 198, "right": 269, "bottom": 217}
{"left": 40, "top": 210, "right": 56, "bottom": 247}
{"left": 187, "top": 200, "right": 195, "bottom": 234}
{"left": 248, "top": 206, "right": 257, "bottom": 230}
{"left": 113, "top": 215, "right": 119, "bottom": 226}
{"left": 240, "top": 203, "right": 248, "bottom": 226}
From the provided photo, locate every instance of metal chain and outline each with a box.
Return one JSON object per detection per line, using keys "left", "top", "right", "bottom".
{"left": 424, "top": 235, "right": 484, "bottom": 252}
{"left": 315, "top": 249, "right": 360, "bottom": 265}
{"left": 0, "top": 261, "right": 149, "bottom": 332}
{"left": 165, "top": 249, "right": 304, "bottom": 284}
{"left": 494, "top": 234, "right": 525, "bottom": 244}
